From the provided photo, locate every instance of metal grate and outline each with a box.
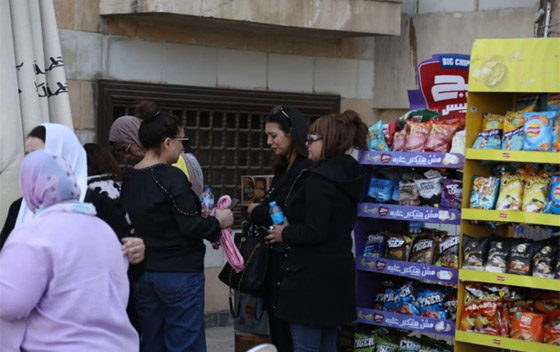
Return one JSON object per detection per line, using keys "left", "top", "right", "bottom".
{"left": 97, "top": 80, "right": 340, "bottom": 226}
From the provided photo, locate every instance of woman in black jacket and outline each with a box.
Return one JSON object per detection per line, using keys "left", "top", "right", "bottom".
{"left": 247, "top": 105, "right": 313, "bottom": 352}
{"left": 120, "top": 111, "right": 233, "bottom": 352}
{"left": 266, "top": 110, "right": 368, "bottom": 352}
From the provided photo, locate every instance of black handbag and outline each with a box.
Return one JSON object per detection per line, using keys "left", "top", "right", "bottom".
{"left": 218, "top": 221, "right": 269, "bottom": 312}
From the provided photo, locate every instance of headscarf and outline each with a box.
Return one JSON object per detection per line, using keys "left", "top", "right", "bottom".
{"left": 15, "top": 123, "right": 87, "bottom": 226}
{"left": 20, "top": 150, "right": 81, "bottom": 212}
{"left": 108, "top": 115, "right": 142, "bottom": 146}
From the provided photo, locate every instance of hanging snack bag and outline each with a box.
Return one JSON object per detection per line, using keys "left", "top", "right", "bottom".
{"left": 404, "top": 120, "right": 431, "bottom": 152}
{"left": 469, "top": 176, "right": 500, "bottom": 210}
{"left": 462, "top": 235, "right": 489, "bottom": 270}
{"left": 368, "top": 177, "right": 395, "bottom": 203}
{"left": 546, "top": 174, "right": 560, "bottom": 214}
{"left": 510, "top": 312, "right": 545, "bottom": 342}
{"left": 495, "top": 175, "right": 524, "bottom": 211}
{"left": 374, "top": 335, "right": 398, "bottom": 352}
{"left": 501, "top": 112, "right": 524, "bottom": 150}
{"left": 414, "top": 178, "right": 442, "bottom": 207}
{"left": 472, "top": 113, "right": 503, "bottom": 149}
{"left": 441, "top": 179, "right": 463, "bottom": 209}
{"left": 450, "top": 130, "right": 466, "bottom": 155}
{"left": 395, "top": 281, "right": 419, "bottom": 316}
{"left": 409, "top": 236, "right": 438, "bottom": 265}
{"left": 507, "top": 241, "right": 534, "bottom": 276}
{"left": 424, "top": 120, "right": 464, "bottom": 153}
{"left": 532, "top": 242, "right": 557, "bottom": 278}
{"left": 363, "top": 233, "right": 386, "bottom": 258}
{"left": 392, "top": 128, "right": 407, "bottom": 152}
{"left": 435, "top": 235, "right": 459, "bottom": 269}
{"left": 397, "top": 109, "right": 440, "bottom": 130}
{"left": 385, "top": 233, "right": 413, "bottom": 261}
{"left": 355, "top": 333, "right": 376, "bottom": 352}
{"left": 368, "top": 120, "right": 390, "bottom": 151}
{"left": 383, "top": 121, "right": 398, "bottom": 149}
{"left": 397, "top": 336, "right": 422, "bottom": 352}
{"left": 522, "top": 112, "right": 555, "bottom": 152}
{"left": 443, "top": 292, "right": 458, "bottom": 322}
{"left": 516, "top": 94, "right": 539, "bottom": 112}
{"left": 399, "top": 180, "right": 421, "bottom": 206}
{"left": 543, "top": 318, "right": 560, "bottom": 345}
{"left": 417, "top": 286, "right": 449, "bottom": 320}
{"left": 485, "top": 237, "right": 510, "bottom": 273}
{"left": 521, "top": 176, "right": 549, "bottom": 213}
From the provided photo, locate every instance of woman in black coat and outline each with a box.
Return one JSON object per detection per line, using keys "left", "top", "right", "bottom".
{"left": 266, "top": 110, "right": 368, "bottom": 352}
{"left": 247, "top": 106, "right": 313, "bottom": 352}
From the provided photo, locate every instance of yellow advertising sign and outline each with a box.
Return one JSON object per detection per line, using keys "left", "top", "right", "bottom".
{"left": 469, "top": 38, "right": 560, "bottom": 93}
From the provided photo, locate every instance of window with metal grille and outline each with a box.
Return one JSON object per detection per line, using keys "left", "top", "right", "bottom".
{"left": 97, "top": 80, "right": 340, "bottom": 226}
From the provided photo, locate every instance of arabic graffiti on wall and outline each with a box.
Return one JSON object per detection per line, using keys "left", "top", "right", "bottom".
{"left": 17, "top": 56, "right": 68, "bottom": 98}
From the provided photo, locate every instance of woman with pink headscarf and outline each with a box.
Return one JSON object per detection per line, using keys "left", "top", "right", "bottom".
{"left": 0, "top": 150, "right": 139, "bottom": 351}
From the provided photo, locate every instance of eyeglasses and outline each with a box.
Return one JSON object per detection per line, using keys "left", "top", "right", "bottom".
{"left": 173, "top": 137, "right": 189, "bottom": 142}
{"left": 306, "top": 134, "right": 322, "bottom": 143}
{"left": 114, "top": 143, "right": 132, "bottom": 155}
{"left": 272, "top": 105, "right": 291, "bottom": 125}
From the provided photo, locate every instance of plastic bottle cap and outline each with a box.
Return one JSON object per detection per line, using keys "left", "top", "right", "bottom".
{"left": 269, "top": 201, "right": 277, "bottom": 206}
{"left": 205, "top": 187, "right": 212, "bottom": 192}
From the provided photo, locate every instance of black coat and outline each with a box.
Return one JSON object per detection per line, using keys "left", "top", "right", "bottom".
{"left": 275, "top": 154, "right": 366, "bottom": 327}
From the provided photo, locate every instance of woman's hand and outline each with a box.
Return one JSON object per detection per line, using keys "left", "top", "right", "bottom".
{"left": 215, "top": 208, "right": 234, "bottom": 229}
{"left": 265, "top": 219, "right": 289, "bottom": 245}
{"left": 121, "top": 237, "right": 145, "bottom": 264}
{"left": 247, "top": 203, "right": 259, "bottom": 215}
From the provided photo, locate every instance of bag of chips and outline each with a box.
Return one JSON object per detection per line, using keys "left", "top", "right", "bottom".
{"left": 414, "top": 178, "right": 442, "bottom": 207}
{"left": 368, "top": 120, "right": 390, "bottom": 151}
{"left": 435, "top": 235, "right": 459, "bottom": 269}
{"left": 450, "top": 130, "right": 466, "bottom": 155}
{"left": 543, "top": 318, "right": 560, "bottom": 345}
{"left": 522, "top": 112, "right": 555, "bottom": 152}
{"left": 417, "top": 286, "right": 449, "bottom": 320}
{"left": 354, "top": 333, "right": 376, "bottom": 352}
{"left": 424, "top": 120, "right": 463, "bottom": 153}
{"left": 368, "top": 177, "right": 395, "bottom": 203}
{"left": 545, "top": 174, "right": 560, "bottom": 214}
{"left": 364, "top": 233, "right": 386, "bottom": 258}
{"left": 405, "top": 121, "right": 431, "bottom": 152}
{"left": 399, "top": 181, "right": 421, "bottom": 206}
{"left": 470, "top": 176, "right": 500, "bottom": 210}
{"left": 472, "top": 113, "right": 504, "bottom": 149}
{"left": 485, "top": 237, "right": 510, "bottom": 273}
{"left": 532, "top": 242, "right": 557, "bottom": 278}
{"left": 463, "top": 235, "right": 489, "bottom": 270}
{"left": 385, "top": 233, "right": 413, "bottom": 261}
{"left": 495, "top": 175, "right": 524, "bottom": 211}
{"left": 508, "top": 241, "right": 534, "bottom": 276}
{"left": 392, "top": 128, "right": 407, "bottom": 152}
{"left": 502, "top": 112, "right": 524, "bottom": 150}
{"left": 383, "top": 121, "right": 397, "bottom": 149}
{"left": 516, "top": 94, "right": 539, "bottom": 112}
{"left": 510, "top": 312, "right": 544, "bottom": 342}
{"left": 409, "top": 236, "right": 438, "bottom": 265}
{"left": 521, "top": 176, "right": 549, "bottom": 213}
{"left": 441, "top": 179, "right": 462, "bottom": 209}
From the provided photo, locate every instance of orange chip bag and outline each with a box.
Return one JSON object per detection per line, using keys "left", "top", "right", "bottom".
{"left": 510, "top": 312, "right": 544, "bottom": 342}
{"left": 425, "top": 120, "right": 464, "bottom": 153}
{"left": 543, "top": 318, "right": 560, "bottom": 345}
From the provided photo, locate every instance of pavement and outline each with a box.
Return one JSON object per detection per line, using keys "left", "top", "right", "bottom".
{"left": 206, "top": 324, "right": 235, "bottom": 351}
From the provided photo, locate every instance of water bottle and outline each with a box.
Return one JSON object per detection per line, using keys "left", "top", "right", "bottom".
{"left": 269, "top": 201, "right": 285, "bottom": 225}
{"left": 200, "top": 187, "right": 215, "bottom": 218}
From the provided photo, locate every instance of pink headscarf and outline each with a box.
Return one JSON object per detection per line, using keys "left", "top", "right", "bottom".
{"left": 108, "top": 115, "right": 143, "bottom": 146}
{"left": 20, "top": 150, "right": 81, "bottom": 213}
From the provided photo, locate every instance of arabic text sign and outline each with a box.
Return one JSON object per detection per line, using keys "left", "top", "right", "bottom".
{"left": 357, "top": 256, "right": 458, "bottom": 284}
{"left": 357, "top": 308, "right": 456, "bottom": 336}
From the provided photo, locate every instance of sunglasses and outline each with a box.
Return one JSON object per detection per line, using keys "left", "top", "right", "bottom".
{"left": 306, "top": 134, "right": 322, "bottom": 143}
{"left": 272, "top": 105, "right": 291, "bottom": 125}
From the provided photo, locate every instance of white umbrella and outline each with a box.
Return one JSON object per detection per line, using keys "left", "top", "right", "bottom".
{"left": 0, "top": 0, "right": 73, "bottom": 230}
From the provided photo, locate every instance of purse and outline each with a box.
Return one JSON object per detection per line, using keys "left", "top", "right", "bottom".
{"left": 218, "top": 221, "right": 269, "bottom": 310}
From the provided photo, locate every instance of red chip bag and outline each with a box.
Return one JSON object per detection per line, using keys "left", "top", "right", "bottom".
{"left": 544, "top": 318, "right": 560, "bottom": 345}
{"left": 510, "top": 312, "right": 544, "bottom": 342}
{"left": 404, "top": 120, "right": 431, "bottom": 152}
{"left": 383, "top": 121, "right": 397, "bottom": 148}
{"left": 425, "top": 120, "right": 464, "bottom": 153}
{"left": 392, "top": 128, "right": 407, "bottom": 151}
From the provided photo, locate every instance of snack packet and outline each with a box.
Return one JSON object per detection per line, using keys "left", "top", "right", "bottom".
{"left": 368, "top": 177, "right": 395, "bottom": 203}
{"left": 450, "top": 130, "right": 466, "bottom": 155}
{"left": 463, "top": 235, "right": 489, "bottom": 271}
{"left": 383, "top": 121, "right": 397, "bottom": 149}
{"left": 414, "top": 178, "right": 442, "bottom": 207}
{"left": 368, "top": 120, "right": 390, "bottom": 151}
{"left": 532, "top": 242, "right": 557, "bottom": 278}
{"left": 396, "top": 109, "right": 439, "bottom": 131}
{"left": 469, "top": 176, "right": 500, "bottom": 210}
{"left": 441, "top": 179, "right": 462, "bottom": 209}
{"left": 363, "top": 233, "right": 386, "bottom": 258}
{"left": 417, "top": 286, "right": 449, "bottom": 320}
{"left": 404, "top": 121, "right": 431, "bottom": 152}
{"left": 510, "top": 312, "right": 544, "bottom": 342}
{"left": 516, "top": 94, "right": 539, "bottom": 112}
{"left": 385, "top": 233, "right": 413, "bottom": 261}
{"left": 435, "top": 235, "right": 459, "bottom": 269}
{"left": 399, "top": 181, "right": 421, "bottom": 206}
{"left": 507, "top": 241, "right": 534, "bottom": 276}
{"left": 522, "top": 112, "right": 555, "bottom": 152}
{"left": 502, "top": 112, "right": 524, "bottom": 150}
{"left": 392, "top": 128, "right": 407, "bottom": 152}
{"left": 521, "top": 176, "right": 549, "bottom": 213}
{"left": 495, "top": 175, "right": 524, "bottom": 211}
{"left": 409, "top": 236, "right": 438, "bottom": 265}
{"left": 354, "top": 333, "right": 376, "bottom": 352}
{"left": 472, "top": 113, "right": 503, "bottom": 149}
{"left": 543, "top": 318, "right": 560, "bottom": 345}
{"left": 545, "top": 174, "right": 560, "bottom": 214}
{"left": 485, "top": 237, "right": 510, "bottom": 273}
{"left": 424, "top": 120, "right": 463, "bottom": 153}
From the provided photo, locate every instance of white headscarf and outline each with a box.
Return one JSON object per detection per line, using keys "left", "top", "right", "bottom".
{"left": 15, "top": 123, "right": 87, "bottom": 226}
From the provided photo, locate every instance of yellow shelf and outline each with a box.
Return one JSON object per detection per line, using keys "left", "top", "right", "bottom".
{"left": 461, "top": 208, "right": 560, "bottom": 227}
{"left": 455, "top": 331, "right": 559, "bottom": 352}
{"left": 466, "top": 148, "right": 560, "bottom": 164}
{"left": 460, "top": 269, "right": 560, "bottom": 291}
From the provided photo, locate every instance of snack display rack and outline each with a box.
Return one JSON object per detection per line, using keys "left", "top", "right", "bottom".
{"left": 455, "top": 38, "right": 560, "bottom": 352}
{"left": 354, "top": 150, "right": 463, "bottom": 337}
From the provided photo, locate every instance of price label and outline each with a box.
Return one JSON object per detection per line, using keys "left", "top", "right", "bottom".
{"left": 497, "top": 276, "right": 505, "bottom": 282}
{"left": 502, "top": 153, "right": 510, "bottom": 158}
{"left": 499, "top": 213, "right": 508, "bottom": 219}
{"left": 492, "top": 339, "right": 501, "bottom": 345}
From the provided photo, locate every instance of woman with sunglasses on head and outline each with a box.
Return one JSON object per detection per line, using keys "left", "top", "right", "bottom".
{"left": 265, "top": 110, "right": 368, "bottom": 352}
{"left": 247, "top": 105, "right": 313, "bottom": 352}
{"left": 120, "top": 111, "right": 234, "bottom": 352}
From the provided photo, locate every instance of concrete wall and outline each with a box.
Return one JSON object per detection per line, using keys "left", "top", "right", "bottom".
{"left": 372, "top": 0, "right": 539, "bottom": 122}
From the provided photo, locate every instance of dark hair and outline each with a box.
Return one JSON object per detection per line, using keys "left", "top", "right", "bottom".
{"left": 84, "top": 143, "right": 122, "bottom": 180}
{"left": 309, "top": 110, "right": 368, "bottom": 160}
{"left": 138, "top": 111, "right": 182, "bottom": 150}
{"left": 266, "top": 106, "right": 308, "bottom": 173}
{"left": 27, "top": 125, "right": 46, "bottom": 142}
{"left": 134, "top": 100, "right": 159, "bottom": 121}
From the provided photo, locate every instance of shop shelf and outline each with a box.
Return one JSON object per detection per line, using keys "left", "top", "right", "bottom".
{"left": 357, "top": 255, "right": 458, "bottom": 285}
{"left": 358, "top": 150, "right": 464, "bottom": 168}
{"left": 356, "top": 308, "right": 455, "bottom": 336}
{"left": 459, "top": 269, "right": 560, "bottom": 291}
{"left": 465, "top": 148, "right": 560, "bottom": 165}
{"left": 455, "top": 331, "right": 558, "bottom": 352}
{"left": 461, "top": 208, "right": 560, "bottom": 227}
{"left": 358, "top": 203, "right": 461, "bottom": 224}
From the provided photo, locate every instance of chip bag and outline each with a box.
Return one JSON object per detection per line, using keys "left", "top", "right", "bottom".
{"left": 502, "top": 112, "right": 524, "bottom": 150}
{"left": 495, "top": 175, "right": 524, "bottom": 211}
{"left": 522, "top": 112, "right": 555, "bottom": 152}
{"left": 404, "top": 121, "right": 431, "bottom": 152}
{"left": 368, "top": 120, "right": 390, "bottom": 151}
{"left": 545, "top": 174, "right": 560, "bottom": 214}
{"left": 472, "top": 113, "right": 503, "bottom": 149}
{"left": 392, "top": 128, "right": 407, "bottom": 152}
{"left": 470, "top": 176, "right": 500, "bottom": 210}
{"left": 424, "top": 120, "right": 463, "bottom": 153}
{"left": 441, "top": 179, "right": 462, "bottom": 209}
{"left": 354, "top": 333, "right": 376, "bottom": 352}
{"left": 521, "top": 176, "right": 549, "bottom": 213}
{"left": 463, "top": 235, "right": 489, "bottom": 271}
{"left": 510, "top": 311, "right": 544, "bottom": 342}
